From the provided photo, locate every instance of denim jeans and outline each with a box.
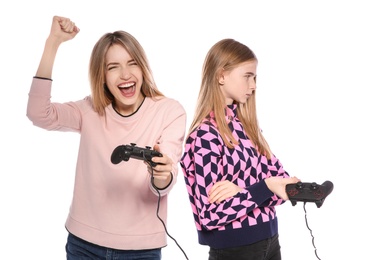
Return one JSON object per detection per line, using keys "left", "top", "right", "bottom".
{"left": 66, "top": 233, "right": 162, "bottom": 260}
{"left": 208, "top": 234, "right": 281, "bottom": 260}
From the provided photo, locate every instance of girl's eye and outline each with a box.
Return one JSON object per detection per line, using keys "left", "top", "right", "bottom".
{"left": 245, "top": 75, "right": 257, "bottom": 82}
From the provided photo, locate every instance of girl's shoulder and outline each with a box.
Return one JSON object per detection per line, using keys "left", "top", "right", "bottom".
{"left": 190, "top": 119, "right": 221, "bottom": 140}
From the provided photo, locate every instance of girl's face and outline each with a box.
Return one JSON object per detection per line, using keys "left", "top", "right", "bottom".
{"left": 105, "top": 44, "right": 144, "bottom": 115}
{"left": 220, "top": 60, "right": 257, "bottom": 105}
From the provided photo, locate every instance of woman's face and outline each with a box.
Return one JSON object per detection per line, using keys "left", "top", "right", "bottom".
{"left": 220, "top": 60, "right": 257, "bottom": 105}
{"left": 105, "top": 44, "right": 144, "bottom": 115}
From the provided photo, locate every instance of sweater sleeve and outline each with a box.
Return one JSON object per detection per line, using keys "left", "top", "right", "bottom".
{"left": 26, "top": 77, "right": 86, "bottom": 132}
{"left": 257, "top": 154, "right": 291, "bottom": 207}
{"left": 181, "top": 123, "right": 285, "bottom": 231}
{"left": 149, "top": 99, "right": 187, "bottom": 196}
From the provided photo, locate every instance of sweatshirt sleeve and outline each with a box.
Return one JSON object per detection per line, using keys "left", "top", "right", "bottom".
{"left": 180, "top": 123, "right": 284, "bottom": 231}
{"left": 26, "top": 77, "right": 86, "bottom": 132}
{"left": 149, "top": 99, "right": 187, "bottom": 196}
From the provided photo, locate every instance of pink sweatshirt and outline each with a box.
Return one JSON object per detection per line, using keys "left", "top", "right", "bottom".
{"left": 26, "top": 78, "right": 186, "bottom": 250}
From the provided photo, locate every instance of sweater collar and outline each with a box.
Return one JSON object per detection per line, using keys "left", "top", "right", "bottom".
{"left": 209, "top": 104, "right": 237, "bottom": 122}
{"left": 225, "top": 104, "right": 237, "bottom": 121}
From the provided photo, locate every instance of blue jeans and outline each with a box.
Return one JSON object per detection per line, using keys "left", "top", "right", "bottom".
{"left": 66, "top": 233, "right": 162, "bottom": 260}
{"left": 208, "top": 234, "right": 281, "bottom": 260}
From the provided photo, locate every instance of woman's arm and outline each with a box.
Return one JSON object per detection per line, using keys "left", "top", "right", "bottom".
{"left": 36, "top": 16, "right": 79, "bottom": 79}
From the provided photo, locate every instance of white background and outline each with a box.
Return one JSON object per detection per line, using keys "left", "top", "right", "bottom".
{"left": 1, "top": 0, "right": 368, "bottom": 259}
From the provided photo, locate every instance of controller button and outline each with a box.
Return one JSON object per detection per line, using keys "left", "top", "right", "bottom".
{"left": 296, "top": 182, "right": 303, "bottom": 189}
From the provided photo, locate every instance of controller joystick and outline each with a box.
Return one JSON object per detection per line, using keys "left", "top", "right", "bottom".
{"left": 111, "top": 143, "right": 163, "bottom": 167}
{"left": 296, "top": 182, "right": 303, "bottom": 189}
{"left": 310, "top": 182, "right": 318, "bottom": 190}
{"left": 286, "top": 180, "right": 334, "bottom": 208}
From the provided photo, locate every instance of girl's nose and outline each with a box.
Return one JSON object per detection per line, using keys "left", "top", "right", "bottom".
{"left": 249, "top": 80, "right": 256, "bottom": 90}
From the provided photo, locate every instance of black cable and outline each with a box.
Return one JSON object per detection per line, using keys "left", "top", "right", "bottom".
{"left": 147, "top": 160, "right": 189, "bottom": 260}
{"left": 303, "top": 202, "right": 321, "bottom": 260}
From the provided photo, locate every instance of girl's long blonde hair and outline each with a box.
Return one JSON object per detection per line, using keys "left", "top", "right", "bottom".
{"left": 188, "top": 38, "right": 272, "bottom": 159}
{"left": 89, "top": 30, "right": 164, "bottom": 116}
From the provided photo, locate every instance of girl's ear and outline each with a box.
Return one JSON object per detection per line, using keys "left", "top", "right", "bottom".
{"left": 218, "top": 69, "right": 225, "bottom": 85}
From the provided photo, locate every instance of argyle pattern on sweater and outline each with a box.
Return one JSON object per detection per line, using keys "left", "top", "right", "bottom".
{"left": 180, "top": 105, "right": 289, "bottom": 248}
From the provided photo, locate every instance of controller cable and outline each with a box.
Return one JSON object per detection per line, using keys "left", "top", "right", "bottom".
{"left": 146, "top": 157, "right": 189, "bottom": 260}
{"left": 303, "top": 202, "right": 321, "bottom": 260}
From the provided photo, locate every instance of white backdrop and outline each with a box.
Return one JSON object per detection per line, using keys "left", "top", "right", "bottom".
{"left": 1, "top": 0, "right": 368, "bottom": 259}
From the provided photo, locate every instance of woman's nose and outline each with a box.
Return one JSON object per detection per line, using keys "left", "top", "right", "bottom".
{"left": 120, "top": 67, "right": 131, "bottom": 79}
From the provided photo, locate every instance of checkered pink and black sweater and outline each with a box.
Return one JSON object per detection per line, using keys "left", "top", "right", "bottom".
{"left": 180, "top": 104, "right": 290, "bottom": 249}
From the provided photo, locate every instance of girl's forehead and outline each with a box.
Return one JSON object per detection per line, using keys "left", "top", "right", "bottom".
{"left": 234, "top": 60, "right": 257, "bottom": 72}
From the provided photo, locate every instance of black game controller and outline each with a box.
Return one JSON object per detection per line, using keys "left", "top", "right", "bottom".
{"left": 111, "top": 143, "right": 163, "bottom": 167}
{"left": 286, "top": 181, "right": 334, "bottom": 208}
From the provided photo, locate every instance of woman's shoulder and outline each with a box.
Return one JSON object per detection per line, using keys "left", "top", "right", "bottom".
{"left": 150, "top": 95, "right": 182, "bottom": 105}
{"left": 147, "top": 96, "right": 185, "bottom": 113}
{"left": 74, "top": 95, "right": 93, "bottom": 107}
{"left": 70, "top": 95, "right": 96, "bottom": 115}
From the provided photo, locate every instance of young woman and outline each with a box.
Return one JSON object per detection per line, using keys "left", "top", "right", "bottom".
{"left": 27, "top": 16, "right": 186, "bottom": 259}
{"left": 180, "top": 38, "right": 300, "bottom": 260}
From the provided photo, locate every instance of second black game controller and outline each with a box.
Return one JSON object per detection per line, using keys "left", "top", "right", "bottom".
{"left": 111, "top": 143, "right": 163, "bottom": 167}
{"left": 286, "top": 180, "right": 334, "bottom": 208}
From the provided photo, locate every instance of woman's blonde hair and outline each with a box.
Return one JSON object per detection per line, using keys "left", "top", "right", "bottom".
{"left": 89, "top": 31, "right": 164, "bottom": 116}
{"left": 188, "top": 38, "right": 272, "bottom": 159}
